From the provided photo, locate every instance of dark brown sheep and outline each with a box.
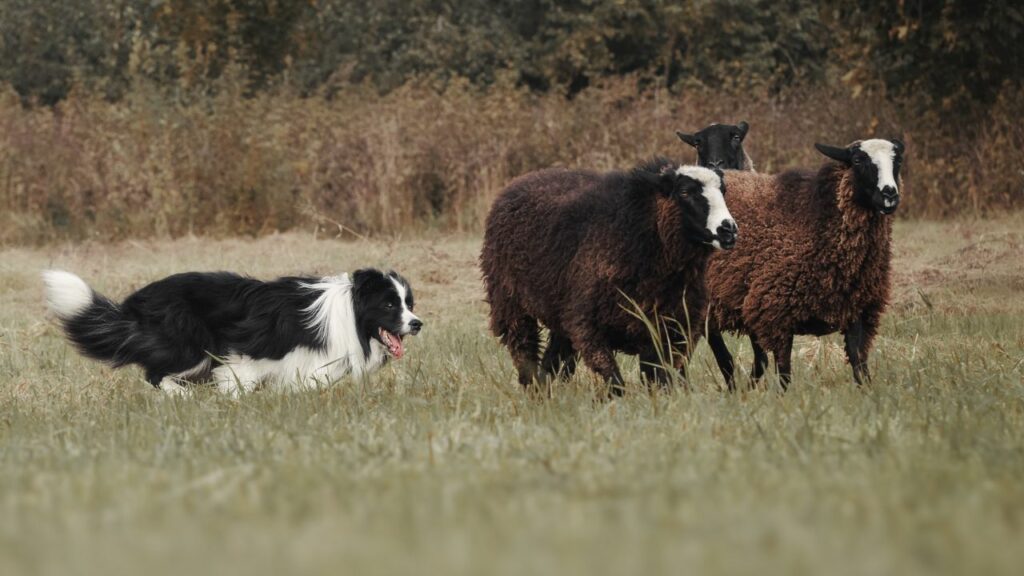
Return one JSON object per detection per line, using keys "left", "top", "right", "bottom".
{"left": 702, "top": 139, "right": 905, "bottom": 389}
{"left": 480, "top": 158, "right": 738, "bottom": 395}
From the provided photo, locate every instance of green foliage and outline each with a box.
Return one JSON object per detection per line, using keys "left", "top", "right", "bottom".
{"left": 826, "top": 0, "right": 1024, "bottom": 109}
{"left": 0, "top": 1, "right": 1019, "bottom": 108}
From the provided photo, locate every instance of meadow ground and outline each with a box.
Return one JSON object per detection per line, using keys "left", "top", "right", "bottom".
{"left": 1, "top": 216, "right": 1022, "bottom": 576}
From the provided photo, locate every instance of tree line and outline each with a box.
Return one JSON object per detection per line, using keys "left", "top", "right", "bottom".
{"left": 1, "top": 0, "right": 1020, "bottom": 112}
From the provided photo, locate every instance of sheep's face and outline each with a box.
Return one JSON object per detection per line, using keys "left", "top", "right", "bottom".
{"left": 815, "top": 139, "right": 905, "bottom": 215}
{"left": 677, "top": 122, "right": 749, "bottom": 170}
{"left": 662, "top": 166, "right": 738, "bottom": 250}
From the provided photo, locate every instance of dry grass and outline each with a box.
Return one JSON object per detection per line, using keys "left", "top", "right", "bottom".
{"left": 1, "top": 217, "right": 1023, "bottom": 575}
{"left": 2, "top": 79, "right": 1022, "bottom": 245}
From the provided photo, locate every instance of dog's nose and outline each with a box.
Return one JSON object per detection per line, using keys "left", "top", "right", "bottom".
{"left": 409, "top": 319, "right": 423, "bottom": 334}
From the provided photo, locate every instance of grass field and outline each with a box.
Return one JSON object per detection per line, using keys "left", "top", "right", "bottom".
{"left": 1, "top": 217, "right": 1023, "bottom": 576}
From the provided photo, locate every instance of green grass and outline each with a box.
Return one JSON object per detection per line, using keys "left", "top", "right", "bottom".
{"left": 1, "top": 218, "right": 1023, "bottom": 575}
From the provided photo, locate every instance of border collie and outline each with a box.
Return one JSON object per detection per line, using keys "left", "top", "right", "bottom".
{"left": 42, "top": 268, "right": 422, "bottom": 396}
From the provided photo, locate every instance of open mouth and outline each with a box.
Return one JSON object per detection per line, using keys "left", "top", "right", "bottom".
{"left": 378, "top": 328, "right": 405, "bottom": 359}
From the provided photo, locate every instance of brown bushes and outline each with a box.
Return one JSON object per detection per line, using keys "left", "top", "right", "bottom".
{"left": 1, "top": 78, "right": 1021, "bottom": 245}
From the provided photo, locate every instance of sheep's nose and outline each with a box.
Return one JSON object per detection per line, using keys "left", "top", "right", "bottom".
{"left": 717, "top": 220, "right": 738, "bottom": 249}
{"left": 708, "top": 160, "right": 724, "bottom": 170}
{"left": 408, "top": 319, "right": 423, "bottom": 335}
{"left": 880, "top": 186, "right": 900, "bottom": 212}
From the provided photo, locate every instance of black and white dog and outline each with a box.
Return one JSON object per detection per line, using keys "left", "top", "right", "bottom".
{"left": 42, "top": 268, "right": 422, "bottom": 396}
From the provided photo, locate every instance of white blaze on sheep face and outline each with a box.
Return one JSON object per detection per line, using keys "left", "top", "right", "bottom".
{"left": 859, "top": 139, "right": 899, "bottom": 196}
{"left": 676, "top": 165, "right": 737, "bottom": 249}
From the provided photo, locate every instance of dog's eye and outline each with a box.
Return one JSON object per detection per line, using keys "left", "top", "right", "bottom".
{"left": 385, "top": 302, "right": 395, "bottom": 309}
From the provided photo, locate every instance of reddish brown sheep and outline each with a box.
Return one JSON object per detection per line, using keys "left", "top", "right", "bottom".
{"left": 480, "top": 158, "right": 738, "bottom": 395}
{"left": 702, "top": 139, "right": 905, "bottom": 389}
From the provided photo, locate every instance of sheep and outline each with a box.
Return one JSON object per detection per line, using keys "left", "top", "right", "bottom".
{"left": 676, "top": 121, "right": 754, "bottom": 171}
{"left": 480, "top": 158, "right": 738, "bottom": 395}
{"left": 696, "top": 139, "right": 905, "bottom": 390}
{"left": 677, "top": 120, "right": 758, "bottom": 387}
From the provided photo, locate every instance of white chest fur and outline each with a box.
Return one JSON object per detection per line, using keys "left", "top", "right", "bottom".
{"left": 208, "top": 274, "right": 388, "bottom": 396}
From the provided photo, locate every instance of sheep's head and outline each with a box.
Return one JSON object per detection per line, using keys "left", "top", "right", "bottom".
{"left": 644, "top": 164, "right": 738, "bottom": 250}
{"left": 815, "top": 139, "right": 905, "bottom": 215}
{"left": 676, "top": 122, "right": 750, "bottom": 171}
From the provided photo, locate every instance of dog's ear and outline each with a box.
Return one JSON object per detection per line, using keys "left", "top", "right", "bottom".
{"left": 349, "top": 268, "right": 380, "bottom": 299}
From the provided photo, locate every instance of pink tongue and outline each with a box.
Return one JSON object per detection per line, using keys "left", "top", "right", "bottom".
{"left": 384, "top": 331, "right": 405, "bottom": 360}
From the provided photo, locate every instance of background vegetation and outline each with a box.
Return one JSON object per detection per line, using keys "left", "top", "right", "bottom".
{"left": 0, "top": 0, "right": 1021, "bottom": 242}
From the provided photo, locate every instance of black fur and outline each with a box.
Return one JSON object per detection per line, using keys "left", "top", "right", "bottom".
{"left": 52, "top": 268, "right": 415, "bottom": 389}
{"left": 351, "top": 269, "right": 417, "bottom": 359}
{"left": 676, "top": 121, "right": 750, "bottom": 170}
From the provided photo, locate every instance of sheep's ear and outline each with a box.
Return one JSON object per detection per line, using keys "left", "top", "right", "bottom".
{"left": 636, "top": 168, "right": 674, "bottom": 196}
{"left": 814, "top": 143, "right": 852, "bottom": 165}
{"left": 737, "top": 121, "right": 749, "bottom": 139}
{"left": 676, "top": 131, "right": 697, "bottom": 148}
{"left": 659, "top": 170, "right": 680, "bottom": 196}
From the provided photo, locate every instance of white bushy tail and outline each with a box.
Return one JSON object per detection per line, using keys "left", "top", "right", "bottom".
{"left": 42, "top": 270, "right": 138, "bottom": 367}
{"left": 42, "top": 270, "right": 93, "bottom": 319}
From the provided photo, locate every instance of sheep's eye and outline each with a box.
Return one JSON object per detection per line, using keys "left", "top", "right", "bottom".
{"left": 732, "top": 134, "right": 740, "bottom": 141}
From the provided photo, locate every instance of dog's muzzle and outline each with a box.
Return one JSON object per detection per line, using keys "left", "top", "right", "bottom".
{"left": 408, "top": 319, "right": 423, "bottom": 335}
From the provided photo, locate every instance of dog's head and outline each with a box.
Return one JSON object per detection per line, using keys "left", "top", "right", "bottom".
{"left": 352, "top": 269, "right": 422, "bottom": 360}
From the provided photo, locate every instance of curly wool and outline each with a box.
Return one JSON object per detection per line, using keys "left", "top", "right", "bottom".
{"left": 707, "top": 164, "right": 893, "bottom": 358}
{"left": 481, "top": 158, "right": 715, "bottom": 388}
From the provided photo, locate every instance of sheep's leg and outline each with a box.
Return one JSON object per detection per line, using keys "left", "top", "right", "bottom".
{"left": 843, "top": 320, "right": 871, "bottom": 386}
{"left": 639, "top": 349, "right": 673, "bottom": 390}
{"left": 577, "top": 342, "right": 625, "bottom": 396}
{"left": 540, "top": 332, "right": 577, "bottom": 380}
{"left": 749, "top": 338, "right": 770, "bottom": 386}
{"left": 673, "top": 341, "right": 699, "bottom": 392}
{"left": 639, "top": 321, "right": 683, "bottom": 390}
{"left": 706, "top": 329, "right": 736, "bottom": 391}
{"left": 774, "top": 335, "right": 795, "bottom": 391}
{"left": 501, "top": 315, "right": 545, "bottom": 388}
